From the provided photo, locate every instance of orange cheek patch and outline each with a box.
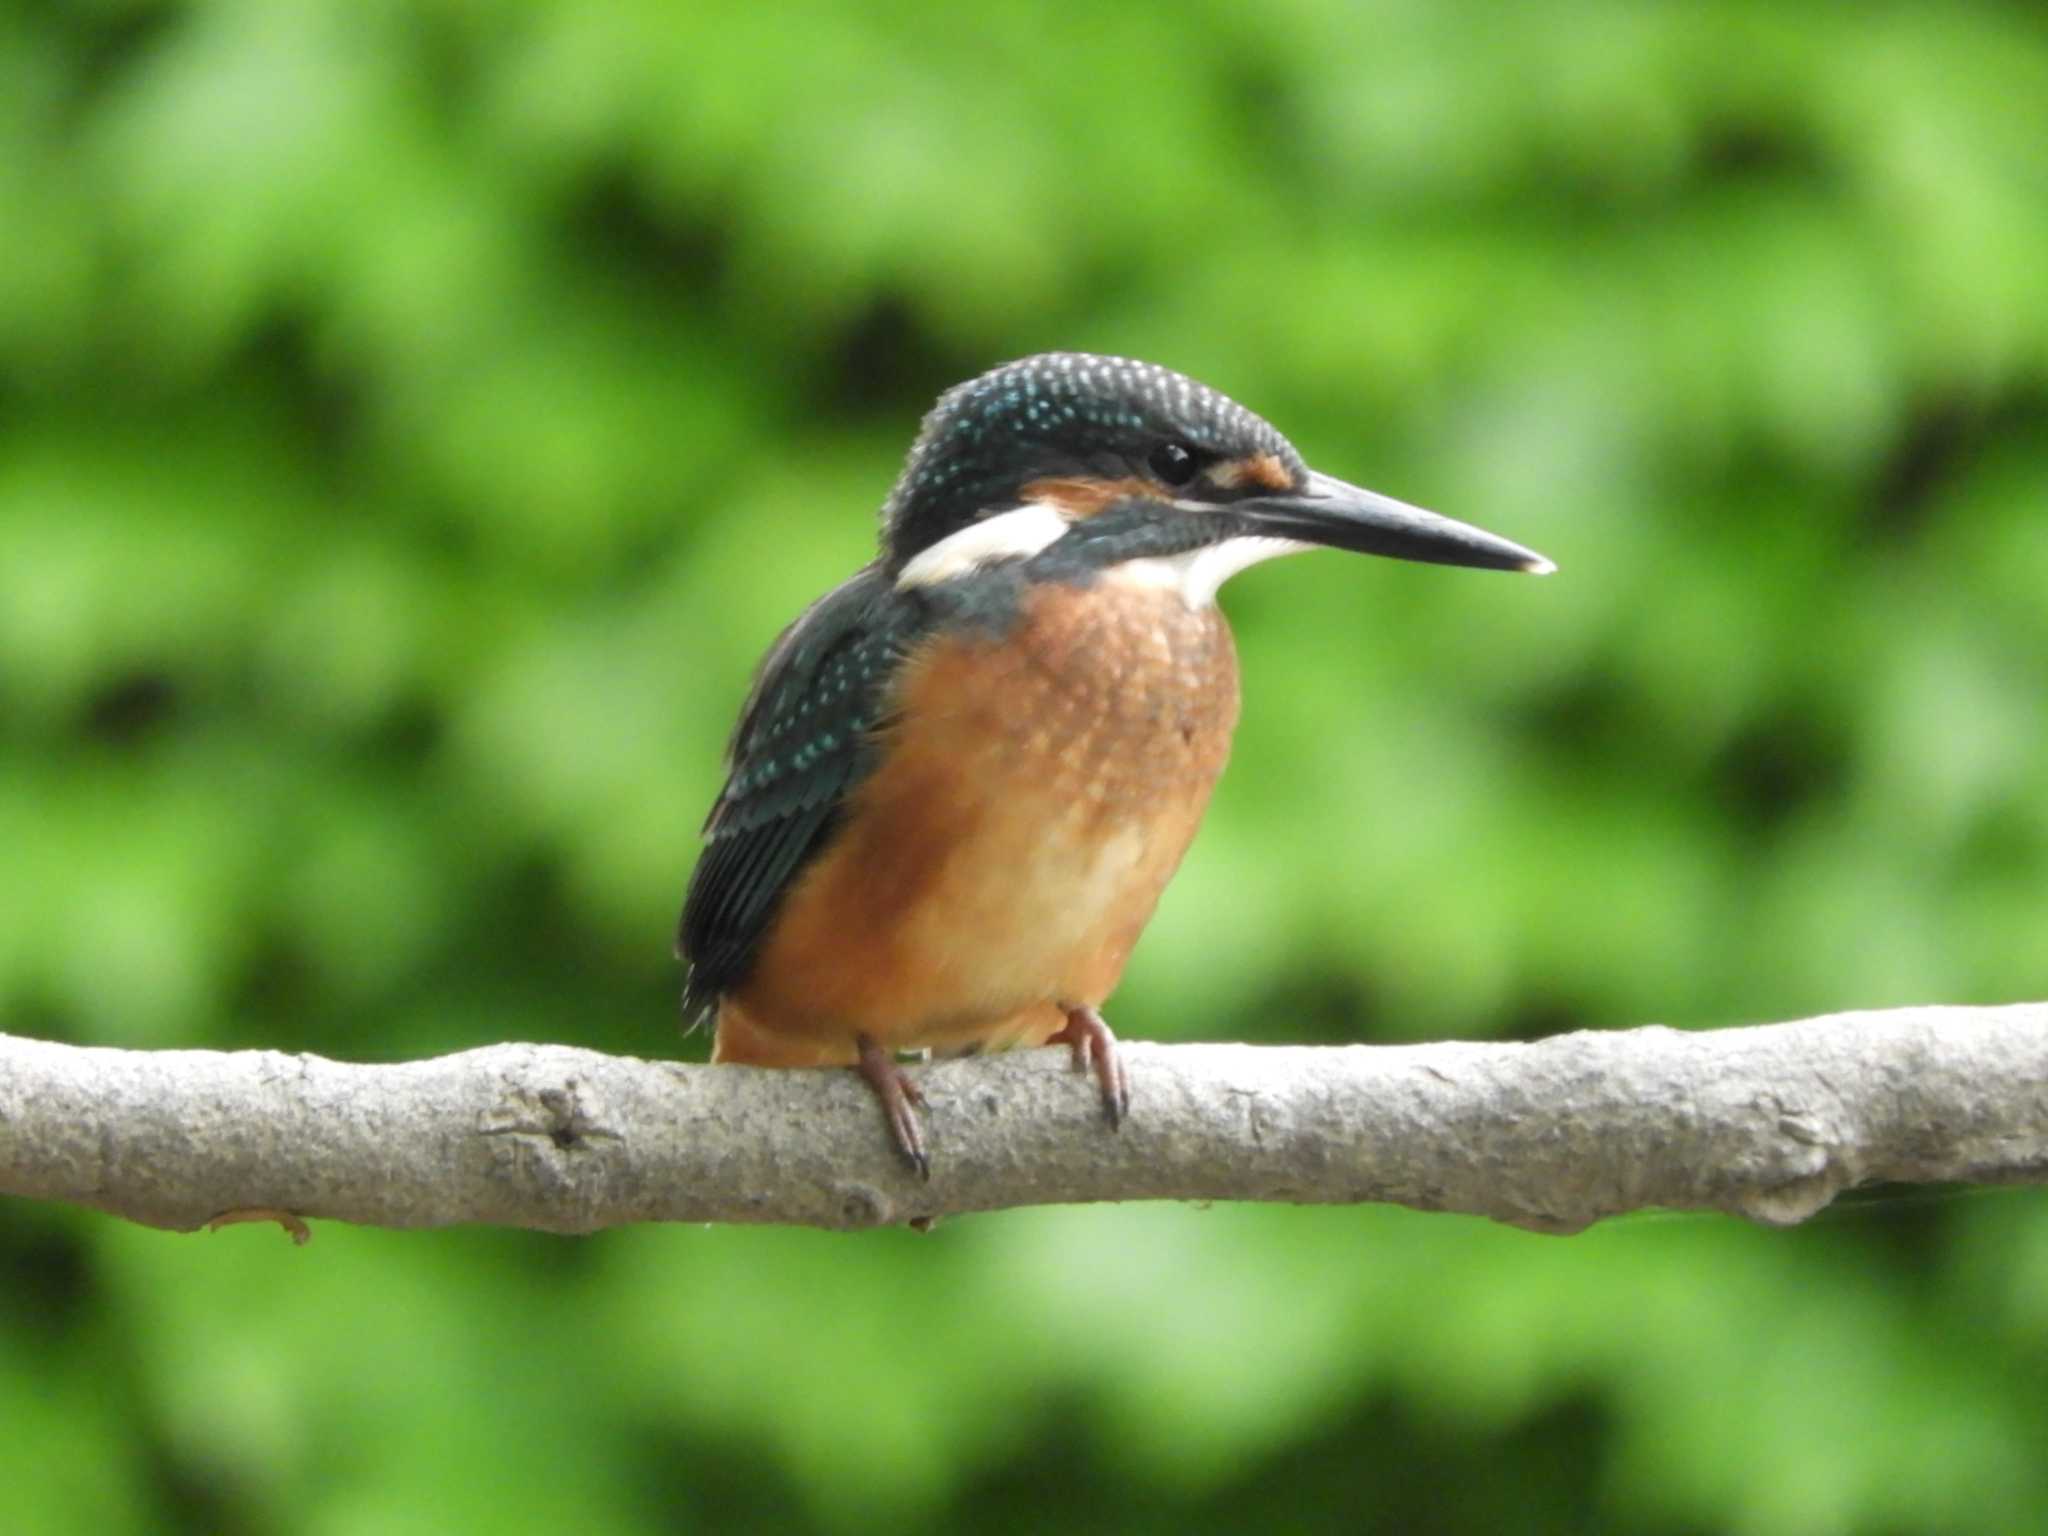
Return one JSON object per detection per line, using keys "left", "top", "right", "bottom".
{"left": 1022, "top": 475, "right": 1165, "bottom": 518}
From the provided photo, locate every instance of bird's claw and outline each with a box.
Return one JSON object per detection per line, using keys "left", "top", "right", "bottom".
{"left": 1050, "top": 1006, "right": 1131, "bottom": 1128}
{"left": 856, "top": 1033, "right": 930, "bottom": 1179}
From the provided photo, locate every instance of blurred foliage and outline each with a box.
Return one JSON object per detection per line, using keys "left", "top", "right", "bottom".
{"left": 3, "top": 1, "right": 2047, "bottom": 1532}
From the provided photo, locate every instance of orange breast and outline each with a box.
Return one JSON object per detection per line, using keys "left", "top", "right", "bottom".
{"left": 718, "top": 576, "right": 1240, "bottom": 1064}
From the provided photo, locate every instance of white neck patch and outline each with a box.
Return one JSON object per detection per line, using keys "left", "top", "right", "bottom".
{"left": 896, "top": 510, "right": 1310, "bottom": 607}
{"left": 895, "top": 504, "right": 1070, "bottom": 589}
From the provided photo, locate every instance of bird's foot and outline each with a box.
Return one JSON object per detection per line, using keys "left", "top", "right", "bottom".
{"left": 1048, "top": 1006, "right": 1131, "bottom": 1128}
{"left": 856, "top": 1033, "right": 930, "bottom": 1179}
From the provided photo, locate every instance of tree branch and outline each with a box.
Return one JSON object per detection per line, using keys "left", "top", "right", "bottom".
{"left": 4, "top": 1005, "right": 2045, "bottom": 1236}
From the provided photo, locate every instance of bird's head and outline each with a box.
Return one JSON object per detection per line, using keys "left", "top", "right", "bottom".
{"left": 879, "top": 352, "right": 1552, "bottom": 602}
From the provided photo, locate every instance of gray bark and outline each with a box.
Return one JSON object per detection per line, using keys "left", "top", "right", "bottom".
{"left": 3, "top": 1004, "right": 2045, "bottom": 1236}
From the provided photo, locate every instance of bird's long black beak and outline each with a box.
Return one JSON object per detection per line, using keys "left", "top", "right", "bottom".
{"left": 1239, "top": 470, "right": 1554, "bottom": 575}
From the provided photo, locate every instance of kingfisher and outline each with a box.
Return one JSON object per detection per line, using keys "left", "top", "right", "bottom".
{"left": 678, "top": 352, "right": 1551, "bottom": 1174}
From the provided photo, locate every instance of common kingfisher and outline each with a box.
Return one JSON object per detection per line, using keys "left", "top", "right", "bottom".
{"left": 678, "top": 353, "right": 1551, "bottom": 1174}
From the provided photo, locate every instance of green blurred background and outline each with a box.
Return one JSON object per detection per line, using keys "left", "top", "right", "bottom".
{"left": 4, "top": 2, "right": 2047, "bottom": 1531}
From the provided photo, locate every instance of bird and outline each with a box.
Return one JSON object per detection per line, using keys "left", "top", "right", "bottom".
{"left": 678, "top": 352, "right": 1551, "bottom": 1175}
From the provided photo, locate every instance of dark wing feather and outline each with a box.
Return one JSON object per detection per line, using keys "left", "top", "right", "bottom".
{"left": 678, "top": 563, "right": 927, "bottom": 1022}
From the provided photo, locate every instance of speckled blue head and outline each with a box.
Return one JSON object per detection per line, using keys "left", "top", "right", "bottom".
{"left": 880, "top": 353, "right": 1304, "bottom": 567}
{"left": 877, "top": 352, "right": 1556, "bottom": 587}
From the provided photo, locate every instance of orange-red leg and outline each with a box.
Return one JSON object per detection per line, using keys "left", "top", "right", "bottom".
{"left": 856, "top": 1033, "right": 930, "bottom": 1179}
{"left": 1047, "top": 1005, "right": 1130, "bottom": 1128}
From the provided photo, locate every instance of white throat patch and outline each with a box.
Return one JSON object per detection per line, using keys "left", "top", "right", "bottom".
{"left": 1110, "top": 535, "right": 1313, "bottom": 607}
{"left": 896, "top": 509, "right": 1309, "bottom": 607}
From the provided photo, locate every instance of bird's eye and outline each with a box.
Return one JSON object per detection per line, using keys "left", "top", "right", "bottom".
{"left": 1148, "top": 441, "right": 1200, "bottom": 486}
